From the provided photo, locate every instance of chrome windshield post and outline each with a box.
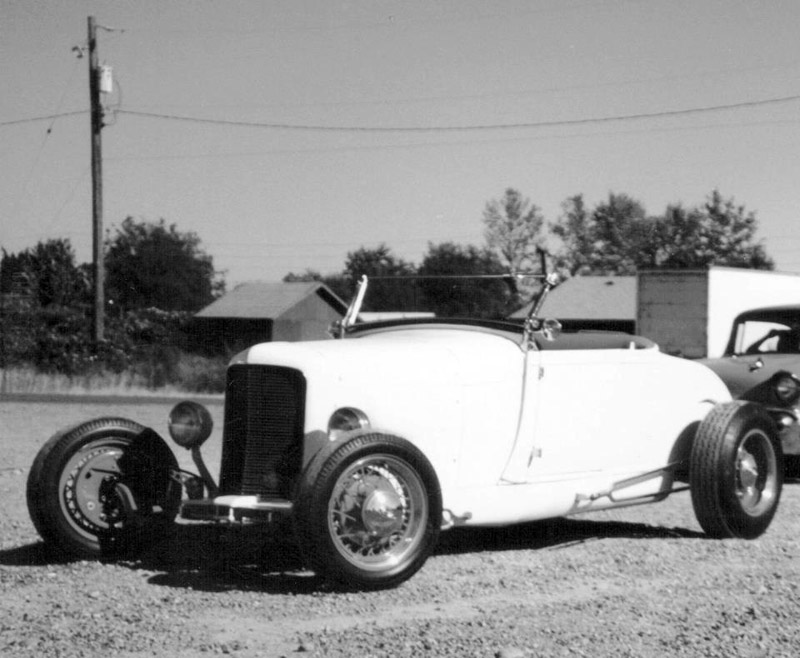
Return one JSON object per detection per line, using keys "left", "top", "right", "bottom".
{"left": 337, "top": 275, "right": 369, "bottom": 337}
{"left": 522, "top": 273, "right": 560, "bottom": 350}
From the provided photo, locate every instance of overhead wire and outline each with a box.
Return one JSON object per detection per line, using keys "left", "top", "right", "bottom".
{"left": 6, "top": 90, "right": 800, "bottom": 134}
{"left": 114, "top": 92, "right": 800, "bottom": 133}
{"left": 6, "top": 57, "right": 84, "bottom": 242}
{"left": 4, "top": 5, "right": 798, "bottom": 271}
{"left": 0, "top": 110, "right": 87, "bottom": 128}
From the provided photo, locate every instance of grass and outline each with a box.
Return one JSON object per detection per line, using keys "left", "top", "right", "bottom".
{"left": 0, "top": 367, "right": 188, "bottom": 396}
{"left": 0, "top": 357, "right": 227, "bottom": 396}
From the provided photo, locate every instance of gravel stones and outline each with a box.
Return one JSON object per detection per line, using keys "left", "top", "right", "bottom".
{"left": 3, "top": 400, "right": 800, "bottom": 657}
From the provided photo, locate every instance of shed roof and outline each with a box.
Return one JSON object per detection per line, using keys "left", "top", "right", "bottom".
{"left": 512, "top": 276, "right": 636, "bottom": 320}
{"left": 195, "top": 281, "right": 347, "bottom": 320}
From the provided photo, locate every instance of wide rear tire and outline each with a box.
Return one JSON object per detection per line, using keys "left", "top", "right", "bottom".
{"left": 27, "top": 418, "right": 181, "bottom": 558}
{"left": 690, "top": 401, "right": 782, "bottom": 539}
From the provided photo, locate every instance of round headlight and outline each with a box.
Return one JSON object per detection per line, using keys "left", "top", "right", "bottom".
{"left": 168, "top": 401, "right": 213, "bottom": 448}
{"left": 327, "top": 407, "right": 369, "bottom": 441}
{"left": 773, "top": 374, "right": 800, "bottom": 405}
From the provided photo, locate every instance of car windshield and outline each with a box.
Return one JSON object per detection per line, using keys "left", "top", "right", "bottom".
{"left": 733, "top": 317, "right": 800, "bottom": 355}
{"left": 341, "top": 274, "right": 549, "bottom": 329}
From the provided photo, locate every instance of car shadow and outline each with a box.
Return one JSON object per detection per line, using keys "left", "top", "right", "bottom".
{"left": 436, "top": 516, "right": 704, "bottom": 557}
{"left": 0, "top": 516, "right": 705, "bottom": 594}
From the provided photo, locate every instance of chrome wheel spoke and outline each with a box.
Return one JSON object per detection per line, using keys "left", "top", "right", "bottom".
{"left": 328, "top": 455, "right": 427, "bottom": 571}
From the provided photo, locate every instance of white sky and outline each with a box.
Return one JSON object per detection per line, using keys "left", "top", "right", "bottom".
{"left": 2, "top": 0, "right": 800, "bottom": 285}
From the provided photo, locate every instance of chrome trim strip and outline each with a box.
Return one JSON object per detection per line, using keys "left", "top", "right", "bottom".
{"left": 181, "top": 495, "right": 293, "bottom": 522}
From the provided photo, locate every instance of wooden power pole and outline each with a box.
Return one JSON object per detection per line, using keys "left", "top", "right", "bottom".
{"left": 88, "top": 15, "right": 104, "bottom": 343}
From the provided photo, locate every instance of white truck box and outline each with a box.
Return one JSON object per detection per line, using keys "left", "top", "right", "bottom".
{"left": 637, "top": 267, "right": 800, "bottom": 358}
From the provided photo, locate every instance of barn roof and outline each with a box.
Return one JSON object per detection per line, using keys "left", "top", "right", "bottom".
{"left": 512, "top": 276, "right": 636, "bottom": 320}
{"left": 195, "top": 281, "right": 348, "bottom": 320}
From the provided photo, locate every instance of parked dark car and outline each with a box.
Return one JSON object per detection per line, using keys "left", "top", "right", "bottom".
{"left": 700, "top": 305, "right": 800, "bottom": 463}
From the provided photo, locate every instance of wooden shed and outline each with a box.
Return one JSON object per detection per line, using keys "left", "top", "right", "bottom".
{"left": 193, "top": 281, "right": 347, "bottom": 354}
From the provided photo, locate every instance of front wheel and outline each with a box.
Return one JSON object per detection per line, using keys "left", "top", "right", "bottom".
{"left": 294, "top": 434, "right": 442, "bottom": 589}
{"left": 690, "top": 401, "right": 782, "bottom": 539}
{"left": 26, "top": 418, "right": 181, "bottom": 558}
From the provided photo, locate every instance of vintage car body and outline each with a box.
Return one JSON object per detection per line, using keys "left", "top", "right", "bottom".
{"left": 217, "top": 326, "right": 723, "bottom": 525}
{"left": 700, "top": 305, "right": 800, "bottom": 456}
{"left": 27, "top": 275, "right": 785, "bottom": 589}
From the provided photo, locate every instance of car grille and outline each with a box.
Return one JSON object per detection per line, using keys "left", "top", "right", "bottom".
{"left": 218, "top": 364, "right": 306, "bottom": 499}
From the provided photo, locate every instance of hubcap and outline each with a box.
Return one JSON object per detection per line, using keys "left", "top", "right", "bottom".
{"left": 328, "top": 454, "right": 428, "bottom": 572}
{"left": 735, "top": 429, "right": 777, "bottom": 516}
{"left": 362, "top": 487, "right": 404, "bottom": 535}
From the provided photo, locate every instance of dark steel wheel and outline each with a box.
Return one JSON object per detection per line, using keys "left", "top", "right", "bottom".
{"left": 27, "top": 418, "right": 181, "bottom": 558}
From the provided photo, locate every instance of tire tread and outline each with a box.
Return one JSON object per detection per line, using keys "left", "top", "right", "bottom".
{"left": 690, "top": 401, "right": 781, "bottom": 539}
{"left": 294, "top": 433, "right": 442, "bottom": 590}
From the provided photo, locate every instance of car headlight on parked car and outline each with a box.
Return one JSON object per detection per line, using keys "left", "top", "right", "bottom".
{"left": 168, "top": 401, "right": 213, "bottom": 448}
{"left": 328, "top": 407, "right": 370, "bottom": 441}
{"left": 772, "top": 373, "right": 800, "bottom": 405}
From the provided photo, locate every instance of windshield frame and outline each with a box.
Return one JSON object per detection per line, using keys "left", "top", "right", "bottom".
{"left": 334, "top": 272, "right": 557, "bottom": 338}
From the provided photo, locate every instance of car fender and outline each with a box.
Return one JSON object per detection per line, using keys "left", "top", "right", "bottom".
{"left": 296, "top": 427, "right": 443, "bottom": 505}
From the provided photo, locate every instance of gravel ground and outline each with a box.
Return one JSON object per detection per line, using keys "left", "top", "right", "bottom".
{"left": 2, "top": 398, "right": 800, "bottom": 658}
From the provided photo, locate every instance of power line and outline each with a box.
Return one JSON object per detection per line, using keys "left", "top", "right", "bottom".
{"left": 116, "top": 93, "right": 800, "bottom": 133}
{"left": 124, "top": 57, "right": 800, "bottom": 114}
{"left": 0, "top": 110, "right": 87, "bottom": 128}
{"left": 7, "top": 91, "right": 800, "bottom": 134}
{"left": 9, "top": 58, "right": 83, "bottom": 233}
{"left": 97, "top": 115, "right": 800, "bottom": 164}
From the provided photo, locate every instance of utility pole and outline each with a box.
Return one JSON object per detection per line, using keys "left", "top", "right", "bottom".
{"left": 88, "top": 15, "right": 104, "bottom": 343}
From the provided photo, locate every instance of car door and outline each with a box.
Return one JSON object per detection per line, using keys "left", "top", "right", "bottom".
{"left": 501, "top": 342, "right": 658, "bottom": 484}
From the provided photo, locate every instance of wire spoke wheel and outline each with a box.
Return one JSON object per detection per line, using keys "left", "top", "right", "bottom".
{"left": 295, "top": 433, "right": 442, "bottom": 589}
{"left": 328, "top": 454, "right": 428, "bottom": 572}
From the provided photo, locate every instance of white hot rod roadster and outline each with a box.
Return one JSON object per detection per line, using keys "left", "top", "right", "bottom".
{"left": 27, "top": 274, "right": 784, "bottom": 589}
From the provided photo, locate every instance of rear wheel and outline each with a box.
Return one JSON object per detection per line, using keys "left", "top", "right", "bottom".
{"left": 27, "top": 418, "right": 181, "bottom": 558}
{"left": 294, "top": 434, "right": 442, "bottom": 589}
{"left": 690, "top": 402, "right": 782, "bottom": 539}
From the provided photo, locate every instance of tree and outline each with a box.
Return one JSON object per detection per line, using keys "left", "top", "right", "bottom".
{"left": 105, "top": 217, "right": 225, "bottom": 313}
{"left": 551, "top": 192, "right": 651, "bottom": 275}
{"left": 656, "top": 190, "right": 774, "bottom": 270}
{"left": 550, "top": 190, "right": 774, "bottom": 275}
{"left": 343, "top": 244, "right": 415, "bottom": 281}
{"left": 1, "top": 238, "right": 89, "bottom": 307}
{"left": 282, "top": 269, "right": 323, "bottom": 282}
{"left": 418, "top": 242, "right": 512, "bottom": 318}
{"left": 341, "top": 244, "right": 416, "bottom": 311}
{"left": 588, "top": 193, "right": 653, "bottom": 275}
{"left": 482, "top": 188, "right": 545, "bottom": 272}
{"left": 550, "top": 194, "right": 594, "bottom": 276}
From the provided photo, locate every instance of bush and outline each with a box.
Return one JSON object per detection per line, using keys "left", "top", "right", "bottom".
{"left": 174, "top": 353, "right": 228, "bottom": 393}
{"left": 1, "top": 304, "right": 226, "bottom": 393}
